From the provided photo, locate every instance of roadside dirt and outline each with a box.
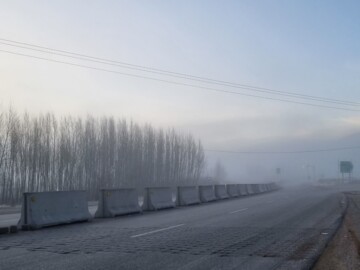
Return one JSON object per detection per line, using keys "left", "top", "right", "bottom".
{"left": 313, "top": 193, "right": 360, "bottom": 270}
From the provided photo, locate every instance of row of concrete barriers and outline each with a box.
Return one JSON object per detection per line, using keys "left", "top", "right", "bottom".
{"left": 18, "top": 183, "right": 279, "bottom": 230}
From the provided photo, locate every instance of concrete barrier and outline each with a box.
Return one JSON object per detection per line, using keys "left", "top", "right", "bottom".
{"left": 268, "top": 183, "right": 275, "bottom": 190}
{"left": 270, "top": 183, "right": 279, "bottom": 190}
{"left": 199, "top": 185, "right": 217, "bottom": 202}
{"left": 0, "top": 227, "right": 9, "bottom": 235}
{"left": 226, "top": 184, "right": 239, "bottom": 197}
{"left": 252, "top": 184, "right": 261, "bottom": 194}
{"left": 145, "top": 187, "right": 175, "bottom": 211}
{"left": 215, "top": 185, "right": 229, "bottom": 199}
{"left": 95, "top": 188, "right": 141, "bottom": 218}
{"left": 0, "top": 226, "right": 19, "bottom": 235}
{"left": 246, "top": 184, "right": 255, "bottom": 195}
{"left": 267, "top": 183, "right": 274, "bottom": 191}
{"left": 238, "top": 184, "right": 248, "bottom": 196}
{"left": 177, "top": 186, "right": 200, "bottom": 206}
{"left": 259, "top": 184, "right": 266, "bottom": 193}
{"left": 19, "top": 191, "right": 92, "bottom": 230}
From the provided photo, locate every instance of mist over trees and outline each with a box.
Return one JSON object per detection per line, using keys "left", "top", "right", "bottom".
{"left": 213, "top": 160, "right": 227, "bottom": 183}
{"left": 0, "top": 109, "right": 205, "bottom": 205}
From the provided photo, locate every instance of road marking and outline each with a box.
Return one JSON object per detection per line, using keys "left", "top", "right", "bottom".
{"left": 229, "top": 208, "right": 248, "bottom": 214}
{"left": 130, "top": 224, "right": 185, "bottom": 238}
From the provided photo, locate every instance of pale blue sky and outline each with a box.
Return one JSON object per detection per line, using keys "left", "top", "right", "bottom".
{"left": 1, "top": 1, "right": 360, "bottom": 180}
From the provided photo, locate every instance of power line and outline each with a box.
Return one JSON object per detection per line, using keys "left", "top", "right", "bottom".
{"left": 1, "top": 48, "right": 360, "bottom": 112}
{"left": 205, "top": 146, "right": 360, "bottom": 154}
{"left": 0, "top": 37, "right": 359, "bottom": 107}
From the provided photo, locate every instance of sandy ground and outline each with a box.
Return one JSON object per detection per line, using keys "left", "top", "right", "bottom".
{"left": 313, "top": 192, "right": 360, "bottom": 270}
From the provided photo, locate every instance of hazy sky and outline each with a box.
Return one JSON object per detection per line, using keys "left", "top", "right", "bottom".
{"left": 1, "top": 1, "right": 360, "bottom": 180}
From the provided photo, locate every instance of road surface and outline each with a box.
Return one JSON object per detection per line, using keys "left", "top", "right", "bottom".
{"left": 0, "top": 186, "right": 346, "bottom": 269}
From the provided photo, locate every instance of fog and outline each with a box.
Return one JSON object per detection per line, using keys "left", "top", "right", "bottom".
{"left": 204, "top": 131, "right": 360, "bottom": 184}
{"left": 1, "top": 2, "right": 360, "bottom": 196}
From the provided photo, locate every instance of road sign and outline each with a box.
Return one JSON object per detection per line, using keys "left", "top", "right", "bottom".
{"left": 340, "top": 161, "right": 353, "bottom": 174}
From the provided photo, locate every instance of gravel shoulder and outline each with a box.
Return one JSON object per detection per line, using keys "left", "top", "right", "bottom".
{"left": 313, "top": 192, "right": 360, "bottom": 270}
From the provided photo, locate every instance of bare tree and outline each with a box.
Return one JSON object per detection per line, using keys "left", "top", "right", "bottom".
{"left": 0, "top": 108, "right": 206, "bottom": 205}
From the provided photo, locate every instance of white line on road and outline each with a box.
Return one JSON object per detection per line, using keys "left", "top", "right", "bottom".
{"left": 229, "top": 208, "right": 248, "bottom": 214}
{"left": 130, "top": 224, "right": 185, "bottom": 238}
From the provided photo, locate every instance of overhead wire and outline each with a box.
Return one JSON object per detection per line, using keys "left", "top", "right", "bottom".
{"left": 0, "top": 37, "right": 359, "bottom": 107}
{"left": 1, "top": 48, "right": 360, "bottom": 112}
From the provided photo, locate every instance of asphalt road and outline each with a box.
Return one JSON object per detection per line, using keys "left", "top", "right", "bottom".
{"left": 0, "top": 186, "right": 347, "bottom": 270}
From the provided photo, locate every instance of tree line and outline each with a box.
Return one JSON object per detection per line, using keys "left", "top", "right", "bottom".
{"left": 0, "top": 109, "right": 205, "bottom": 205}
